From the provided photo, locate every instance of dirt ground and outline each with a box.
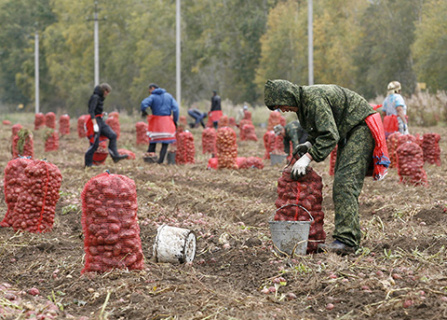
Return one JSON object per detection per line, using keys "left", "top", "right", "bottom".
{"left": 0, "top": 117, "right": 447, "bottom": 320}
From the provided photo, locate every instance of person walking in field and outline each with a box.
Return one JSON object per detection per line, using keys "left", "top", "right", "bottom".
{"left": 140, "top": 83, "right": 179, "bottom": 164}
{"left": 264, "top": 79, "right": 390, "bottom": 254}
{"left": 382, "top": 81, "right": 409, "bottom": 138}
{"left": 85, "top": 83, "right": 128, "bottom": 167}
{"left": 273, "top": 121, "right": 309, "bottom": 157}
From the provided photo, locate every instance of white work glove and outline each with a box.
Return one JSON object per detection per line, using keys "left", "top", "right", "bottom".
{"left": 93, "top": 123, "right": 99, "bottom": 133}
{"left": 293, "top": 141, "right": 312, "bottom": 157}
{"left": 291, "top": 154, "right": 312, "bottom": 180}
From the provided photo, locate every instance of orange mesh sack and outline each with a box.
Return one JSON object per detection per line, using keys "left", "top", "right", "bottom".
{"left": 386, "top": 132, "right": 401, "bottom": 168}
{"left": 59, "top": 114, "right": 70, "bottom": 136}
{"left": 45, "top": 112, "right": 56, "bottom": 129}
{"left": 216, "top": 127, "right": 237, "bottom": 169}
{"left": 274, "top": 159, "right": 326, "bottom": 253}
{"left": 81, "top": 172, "right": 144, "bottom": 274}
{"left": 12, "top": 124, "right": 23, "bottom": 137}
{"left": 34, "top": 113, "right": 45, "bottom": 130}
{"left": 77, "top": 115, "right": 89, "bottom": 138}
{"left": 44, "top": 130, "right": 59, "bottom": 152}
{"left": 1, "top": 158, "right": 33, "bottom": 227}
{"left": 202, "top": 127, "right": 217, "bottom": 154}
{"left": 218, "top": 115, "right": 229, "bottom": 128}
{"left": 263, "top": 131, "right": 276, "bottom": 159}
{"left": 106, "top": 114, "right": 120, "bottom": 140}
{"left": 117, "top": 149, "right": 136, "bottom": 160}
{"left": 176, "top": 131, "right": 195, "bottom": 164}
{"left": 241, "top": 124, "right": 258, "bottom": 142}
{"left": 136, "top": 122, "right": 149, "bottom": 145}
{"left": 12, "top": 129, "right": 34, "bottom": 159}
{"left": 10, "top": 160, "right": 62, "bottom": 233}
{"left": 422, "top": 133, "right": 441, "bottom": 166}
{"left": 396, "top": 142, "right": 428, "bottom": 186}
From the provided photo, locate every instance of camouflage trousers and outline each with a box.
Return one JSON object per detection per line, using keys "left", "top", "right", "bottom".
{"left": 333, "top": 123, "right": 374, "bottom": 248}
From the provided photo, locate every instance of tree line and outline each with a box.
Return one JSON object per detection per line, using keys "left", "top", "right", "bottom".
{"left": 0, "top": 0, "right": 445, "bottom": 116}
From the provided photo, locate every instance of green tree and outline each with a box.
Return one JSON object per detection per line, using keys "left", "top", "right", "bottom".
{"left": 353, "top": 0, "right": 423, "bottom": 99}
{"left": 0, "top": 0, "right": 55, "bottom": 108}
{"left": 412, "top": 0, "right": 447, "bottom": 92}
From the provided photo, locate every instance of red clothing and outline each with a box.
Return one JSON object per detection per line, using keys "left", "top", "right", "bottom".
{"left": 147, "top": 115, "right": 176, "bottom": 143}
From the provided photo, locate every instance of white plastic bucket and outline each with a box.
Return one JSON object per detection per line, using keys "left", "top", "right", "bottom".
{"left": 153, "top": 225, "right": 196, "bottom": 263}
{"left": 269, "top": 204, "right": 313, "bottom": 256}
{"left": 270, "top": 153, "right": 287, "bottom": 165}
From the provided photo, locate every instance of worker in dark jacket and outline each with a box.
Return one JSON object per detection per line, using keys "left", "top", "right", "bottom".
{"left": 264, "top": 79, "right": 389, "bottom": 254}
{"left": 85, "top": 83, "right": 128, "bottom": 167}
{"left": 209, "top": 90, "right": 222, "bottom": 128}
{"left": 273, "top": 120, "right": 308, "bottom": 156}
{"left": 141, "top": 83, "right": 179, "bottom": 164}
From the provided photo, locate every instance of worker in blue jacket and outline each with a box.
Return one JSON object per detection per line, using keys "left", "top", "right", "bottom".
{"left": 141, "top": 83, "right": 179, "bottom": 164}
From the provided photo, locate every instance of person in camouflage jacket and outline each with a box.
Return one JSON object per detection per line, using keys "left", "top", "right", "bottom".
{"left": 274, "top": 120, "right": 308, "bottom": 156}
{"left": 264, "top": 79, "right": 376, "bottom": 253}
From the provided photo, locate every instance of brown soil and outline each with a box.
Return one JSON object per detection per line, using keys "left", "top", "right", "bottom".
{"left": 1, "top": 120, "right": 447, "bottom": 320}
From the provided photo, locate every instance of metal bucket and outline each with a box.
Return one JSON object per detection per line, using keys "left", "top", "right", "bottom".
{"left": 153, "top": 225, "right": 196, "bottom": 264}
{"left": 269, "top": 204, "right": 314, "bottom": 256}
{"left": 270, "top": 153, "right": 287, "bottom": 165}
{"left": 167, "top": 151, "right": 176, "bottom": 165}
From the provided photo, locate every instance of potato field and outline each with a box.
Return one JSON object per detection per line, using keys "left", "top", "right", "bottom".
{"left": 0, "top": 114, "right": 446, "bottom": 320}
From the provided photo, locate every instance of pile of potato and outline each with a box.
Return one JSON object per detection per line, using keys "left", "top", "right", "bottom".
{"left": 274, "top": 160, "right": 326, "bottom": 253}
{"left": 216, "top": 127, "right": 238, "bottom": 169}
{"left": 81, "top": 172, "right": 144, "bottom": 273}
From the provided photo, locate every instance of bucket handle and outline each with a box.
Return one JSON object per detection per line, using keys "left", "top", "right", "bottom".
{"left": 273, "top": 203, "right": 314, "bottom": 222}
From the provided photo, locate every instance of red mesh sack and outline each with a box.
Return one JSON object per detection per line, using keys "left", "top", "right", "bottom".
{"left": 329, "top": 146, "right": 337, "bottom": 176}
{"left": 218, "top": 115, "right": 229, "bottom": 128}
{"left": 106, "top": 114, "right": 120, "bottom": 140}
{"left": 179, "top": 115, "right": 188, "bottom": 127}
{"left": 386, "top": 132, "right": 401, "bottom": 168}
{"left": 12, "top": 129, "right": 34, "bottom": 159}
{"left": 263, "top": 131, "right": 276, "bottom": 159}
{"left": 238, "top": 157, "right": 264, "bottom": 169}
{"left": 44, "top": 130, "right": 59, "bottom": 152}
{"left": 10, "top": 160, "right": 62, "bottom": 233}
{"left": 243, "top": 111, "right": 252, "bottom": 121}
{"left": 267, "top": 112, "right": 282, "bottom": 131}
{"left": 45, "top": 112, "right": 56, "bottom": 129}
{"left": 397, "top": 134, "right": 417, "bottom": 146}
{"left": 34, "top": 113, "right": 45, "bottom": 130}
{"left": 228, "top": 117, "right": 236, "bottom": 127}
{"left": 93, "top": 144, "right": 109, "bottom": 166}
{"left": 202, "top": 127, "right": 217, "bottom": 154}
{"left": 136, "top": 122, "right": 149, "bottom": 145}
{"left": 1, "top": 157, "right": 33, "bottom": 227}
{"left": 176, "top": 131, "right": 195, "bottom": 164}
{"left": 77, "top": 115, "right": 89, "bottom": 138}
{"left": 239, "top": 119, "right": 251, "bottom": 140}
{"left": 59, "top": 114, "right": 70, "bottom": 136}
{"left": 422, "top": 133, "right": 441, "bottom": 166}
{"left": 117, "top": 149, "right": 136, "bottom": 160}
{"left": 3, "top": 120, "right": 11, "bottom": 125}
{"left": 12, "top": 124, "right": 23, "bottom": 136}
{"left": 81, "top": 172, "right": 144, "bottom": 273}
{"left": 217, "top": 127, "right": 238, "bottom": 169}
{"left": 274, "top": 160, "right": 326, "bottom": 253}
{"left": 396, "top": 142, "right": 428, "bottom": 186}
{"left": 109, "top": 111, "right": 119, "bottom": 119}
{"left": 241, "top": 124, "right": 258, "bottom": 142}
{"left": 207, "top": 157, "right": 218, "bottom": 170}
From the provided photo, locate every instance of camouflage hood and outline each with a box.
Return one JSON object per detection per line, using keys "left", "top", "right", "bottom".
{"left": 264, "top": 80, "right": 301, "bottom": 109}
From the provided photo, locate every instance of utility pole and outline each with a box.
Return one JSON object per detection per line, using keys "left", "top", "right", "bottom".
{"left": 176, "top": 0, "right": 181, "bottom": 105}
{"left": 308, "top": 0, "right": 314, "bottom": 85}
{"left": 35, "top": 30, "right": 40, "bottom": 114}
{"left": 94, "top": 0, "right": 99, "bottom": 86}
